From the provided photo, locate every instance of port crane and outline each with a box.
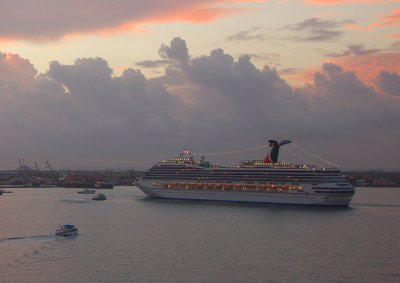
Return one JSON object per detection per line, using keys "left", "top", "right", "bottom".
{"left": 46, "top": 160, "right": 58, "bottom": 183}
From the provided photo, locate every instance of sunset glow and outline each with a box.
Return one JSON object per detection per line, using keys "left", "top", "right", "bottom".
{"left": 0, "top": 0, "right": 399, "bottom": 169}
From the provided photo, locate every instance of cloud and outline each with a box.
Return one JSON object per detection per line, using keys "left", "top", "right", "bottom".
{"left": 325, "top": 44, "right": 381, "bottom": 57}
{"left": 378, "top": 71, "right": 400, "bottom": 96}
{"left": 0, "top": 38, "right": 399, "bottom": 169}
{"left": 225, "top": 27, "right": 266, "bottom": 43}
{"left": 304, "top": 0, "right": 397, "bottom": 4}
{"left": 239, "top": 52, "right": 281, "bottom": 66}
{"left": 368, "top": 8, "right": 400, "bottom": 30}
{"left": 292, "top": 50, "right": 400, "bottom": 88}
{"left": 159, "top": 37, "right": 190, "bottom": 65}
{"left": 345, "top": 8, "right": 400, "bottom": 32}
{"left": 0, "top": 53, "right": 37, "bottom": 86}
{"left": 0, "top": 52, "right": 185, "bottom": 167}
{"left": 0, "top": 0, "right": 260, "bottom": 41}
{"left": 135, "top": 60, "right": 170, "bottom": 68}
{"left": 326, "top": 52, "right": 400, "bottom": 87}
{"left": 285, "top": 18, "right": 352, "bottom": 41}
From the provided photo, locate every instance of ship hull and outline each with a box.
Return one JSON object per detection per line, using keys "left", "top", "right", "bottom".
{"left": 55, "top": 230, "right": 78, "bottom": 237}
{"left": 137, "top": 181, "right": 353, "bottom": 207}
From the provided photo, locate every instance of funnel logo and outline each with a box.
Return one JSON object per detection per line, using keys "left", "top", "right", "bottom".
{"left": 264, "top": 140, "right": 291, "bottom": 163}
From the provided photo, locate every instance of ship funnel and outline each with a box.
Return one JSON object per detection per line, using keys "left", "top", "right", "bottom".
{"left": 264, "top": 140, "right": 292, "bottom": 163}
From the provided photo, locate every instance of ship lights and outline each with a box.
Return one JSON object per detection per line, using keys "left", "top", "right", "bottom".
{"left": 156, "top": 180, "right": 305, "bottom": 193}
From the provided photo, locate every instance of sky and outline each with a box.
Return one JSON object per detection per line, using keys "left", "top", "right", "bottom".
{"left": 0, "top": 0, "right": 399, "bottom": 170}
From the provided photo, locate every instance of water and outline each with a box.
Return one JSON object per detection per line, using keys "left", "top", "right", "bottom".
{"left": 0, "top": 187, "right": 399, "bottom": 282}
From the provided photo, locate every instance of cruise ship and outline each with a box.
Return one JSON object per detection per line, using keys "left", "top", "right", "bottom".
{"left": 137, "top": 140, "right": 355, "bottom": 206}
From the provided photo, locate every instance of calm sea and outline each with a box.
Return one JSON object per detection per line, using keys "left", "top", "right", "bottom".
{"left": 0, "top": 187, "right": 399, "bottom": 283}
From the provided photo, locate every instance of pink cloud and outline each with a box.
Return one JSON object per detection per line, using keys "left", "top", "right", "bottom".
{"left": 368, "top": 8, "right": 400, "bottom": 30}
{"left": 329, "top": 52, "right": 400, "bottom": 84}
{"left": 0, "top": 0, "right": 260, "bottom": 42}
{"left": 279, "top": 68, "right": 316, "bottom": 86}
{"left": 0, "top": 53, "right": 37, "bottom": 87}
{"left": 291, "top": 52, "right": 400, "bottom": 88}
{"left": 339, "top": 8, "right": 400, "bottom": 34}
{"left": 304, "top": 0, "right": 397, "bottom": 4}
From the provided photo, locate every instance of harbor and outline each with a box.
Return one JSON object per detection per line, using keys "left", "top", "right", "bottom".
{"left": 1, "top": 159, "right": 398, "bottom": 191}
{"left": 0, "top": 163, "right": 142, "bottom": 189}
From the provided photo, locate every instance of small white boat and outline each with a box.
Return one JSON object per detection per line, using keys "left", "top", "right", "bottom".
{"left": 92, "top": 193, "right": 106, "bottom": 201}
{"left": 78, "top": 188, "right": 96, "bottom": 194}
{"left": 55, "top": 224, "right": 78, "bottom": 237}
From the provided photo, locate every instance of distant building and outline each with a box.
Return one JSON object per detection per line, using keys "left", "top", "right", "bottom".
{"left": 17, "top": 165, "right": 33, "bottom": 172}
{"left": 372, "top": 178, "right": 395, "bottom": 187}
{"left": 0, "top": 170, "right": 25, "bottom": 185}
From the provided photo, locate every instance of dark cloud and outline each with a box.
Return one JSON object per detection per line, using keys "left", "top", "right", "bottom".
{"left": 0, "top": 0, "right": 237, "bottom": 41}
{"left": 378, "top": 71, "right": 400, "bottom": 96}
{"left": 225, "top": 27, "right": 265, "bottom": 43}
{"left": 159, "top": 37, "right": 190, "bottom": 66}
{"left": 148, "top": 39, "right": 400, "bottom": 168}
{"left": 135, "top": 60, "right": 170, "bottom": 68}
{"left": 285, "top": 18, "right": 352, "bottom": 41}
{"left": 325, "top": 44, "right": 381, "bottom": 58}
{"left": 288, "top": 18, "right": 348, "bottom": 31}
{"left": 0, "top": 38, "right": 399, "bottom": 169}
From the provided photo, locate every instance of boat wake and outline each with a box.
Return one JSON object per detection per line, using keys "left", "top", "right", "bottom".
{"left": 0, "top": 235, "right": 54, "bottom": 243}
{"left": 353, "top": 203, "right": 400, "bottom": 208}
{"left": 60, "top": 198, "right": 88, "bottom": 204}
